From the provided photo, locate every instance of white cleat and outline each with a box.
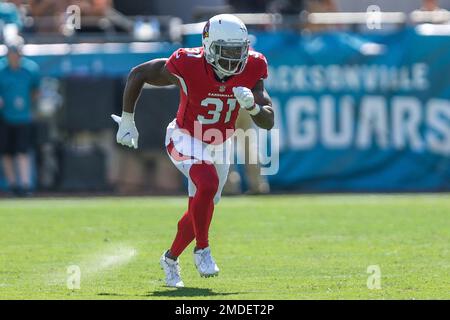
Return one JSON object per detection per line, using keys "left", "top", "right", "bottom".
{"left": 160, "top": 251, "right": 184, "bottom": 288}
{"left": 194, "top": 247, "right": 219, "bottom": 278}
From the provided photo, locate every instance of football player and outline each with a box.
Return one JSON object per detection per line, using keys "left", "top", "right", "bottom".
{"left": 112, "top": 14, "right": 274, "bottom": 287}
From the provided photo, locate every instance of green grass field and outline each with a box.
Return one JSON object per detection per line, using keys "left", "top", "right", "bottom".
{"left": 0, "top": 194, "right": 449, "bottom": 300}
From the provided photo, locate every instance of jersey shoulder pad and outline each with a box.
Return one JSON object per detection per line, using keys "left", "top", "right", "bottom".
{"left": 166, "top": 47, "right": 203, "bottom": 77}
{"left": 248, "top": 50, "right": 268, "bottom": 80}
{"left": 177, "top": 47, "right": 203, "bottom": 58}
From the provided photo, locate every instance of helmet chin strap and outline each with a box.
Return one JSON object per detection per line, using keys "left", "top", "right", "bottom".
{"left": 213, "top": 68, "right": 227, "bottom": 79}
{"left": 214, "top": 60, "right": 243, "bottom": 78}
{"left": 207, "top": 56, "right": 238, "bottom": 79}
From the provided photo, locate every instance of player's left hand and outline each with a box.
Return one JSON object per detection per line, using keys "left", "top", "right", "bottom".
{"left": 232, "top": 86, "right": 255, "bottom": 110}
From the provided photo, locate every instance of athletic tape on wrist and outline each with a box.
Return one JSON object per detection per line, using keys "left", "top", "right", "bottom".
{"left": 121, "top": 111, "right": 135, "bottom": 122}
{"left": 248, "top": 104, "right": 261, "bottom": 116}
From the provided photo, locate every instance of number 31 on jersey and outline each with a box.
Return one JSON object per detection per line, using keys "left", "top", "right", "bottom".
{"left": 198, "top": 97, "right": 237, "bottom": 124}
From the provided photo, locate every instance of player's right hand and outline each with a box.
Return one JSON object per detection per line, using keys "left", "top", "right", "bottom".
{"left": 232, "top": 86, "right": 255, "bottom": 110}
{"left": 111, "top": 112, "right": 139, "bottom": 149}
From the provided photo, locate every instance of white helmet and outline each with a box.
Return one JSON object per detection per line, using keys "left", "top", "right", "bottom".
{"left": 202, "top": 14, "right": 250, "bottom": 76}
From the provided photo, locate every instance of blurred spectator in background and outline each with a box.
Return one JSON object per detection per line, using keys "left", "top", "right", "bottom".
{"left": 304, "top": 0, "right": 339, "bottom": 32}
{"left": 73, "top": 0, "right": 113, "bottom": 33}
{"left": 307, "top": 0, "right": 337, "bottom": 13}
{"left": 257, "top": 0, "right": 306, "bottom": 31}
{"left": 0, "top": 0, "right": 22, "bottom": 27}
{"left": 0, "top": 38, "right": 41, "bottom": 196}
{"left": 267, "top": 0, "right": 305, "bottom": 14}
{"left": 0, "top": 0, "right": 22, "bottom": 41}
{"left": 412, "top": 0, "right": 449, "bottom": 24}
{"left": 28, "top": 0, "right": 66, "bottom": 33}
{"left": 28, "top": 0, "right": 118, "bottom": 35}
{"left": 420, "top": 0, "right": 446, "bottom": 11}
{"left": 112, "top": 0, "right": 155, "bottom": 16}
{"left": 75, "top": 0, "right": 111, "bottom": 16}
{"left": 227, "top": 0, "right": 270, "bottom": 13}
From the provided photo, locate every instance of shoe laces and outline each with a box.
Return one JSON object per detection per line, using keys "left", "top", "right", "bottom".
{"left": 167, "top": 258, "right": 181, "bottom": 280}
{"left": 199, "top": 249, "right": 215, "bottom": 268}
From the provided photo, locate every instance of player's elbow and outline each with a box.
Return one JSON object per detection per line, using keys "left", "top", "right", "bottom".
{"left": 268, "top": 117, "right": 275, "bottom": 130}
{"left": 264, "top": 116, "right": 275, "bottom": 130}
{"left": 128, "top": 66, "right": 145, "bottom": 83}
{"left": 256, "top": 115, "right": 274, "bottom": 130}
{"left": 261, "top": 106, "right": 275, "bottom": 130}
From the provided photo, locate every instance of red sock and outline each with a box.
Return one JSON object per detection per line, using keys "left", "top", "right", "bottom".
{"left": 169, "top": 197, "right": 195, "bottom": 258}
{"left": 189, "top": 162, "right": 219, "bottom": 249}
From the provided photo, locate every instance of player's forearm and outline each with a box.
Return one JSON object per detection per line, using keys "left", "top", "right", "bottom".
{"left": 251, "top": 88, "right": 274, "bottom": 130}
{"left": 250, "top": 105, "right": 274, "bottom": 130}
{"left": 122, "top": 67, "right": 145, "bottom": 113}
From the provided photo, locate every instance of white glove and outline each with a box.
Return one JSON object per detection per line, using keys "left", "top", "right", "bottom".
{"left": 111, "top": 112, "right": 139, "bottom": 149}
{"left": 232, "top": 86, "right": 255, "bottom": 110}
